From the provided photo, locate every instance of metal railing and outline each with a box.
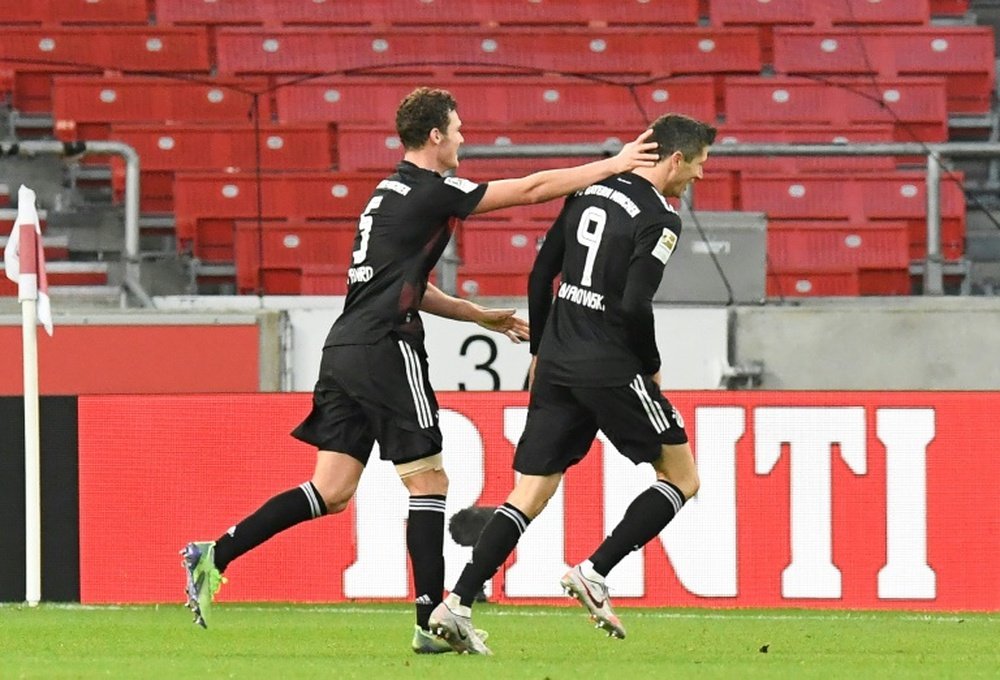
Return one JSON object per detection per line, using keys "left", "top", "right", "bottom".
{"left": 457, "top": 141, "right": 1000, "bottom": 296}
{"left": 5, "top": 139, "right": 995, "bottom": 303}
{"left": 1, "top": 139, "right": 150, "bottom": 307}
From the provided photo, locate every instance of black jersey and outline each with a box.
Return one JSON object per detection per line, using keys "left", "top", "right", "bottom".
{"left": 528, "top": 172, "right": 681, "bottom": 386}
{"left": 325, "top": 161, "right": 487, "bottom": 348}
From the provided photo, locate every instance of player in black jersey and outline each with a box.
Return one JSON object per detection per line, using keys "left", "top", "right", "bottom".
{"left": 180, "top": 87, "right": 659, "bottom": 649}
{"left": 431, "top": 113, "right": 717, "bottom": 654}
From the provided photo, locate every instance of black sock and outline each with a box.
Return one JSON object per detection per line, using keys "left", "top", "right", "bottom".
{"left": 213, "top": 482, "right": 327, "bottom": 572}
{"left": 407, "top": 494, "right": 446, "bottom": 629}
{"left": 589, "top": 480, "right": 686, "bottom": 577}
{"left": 453, "top": 503, "right": 531, "bottom": 607}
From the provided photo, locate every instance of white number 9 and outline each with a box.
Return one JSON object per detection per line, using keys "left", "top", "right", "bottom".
{"left": 576, "top": 206, "right": 606, "bottom": 287}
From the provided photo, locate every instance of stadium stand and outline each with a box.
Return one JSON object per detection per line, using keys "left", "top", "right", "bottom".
{"left": 215, "top": 27, "right": 762, "bottom": 79}
{"left": 276, "top": 77, "right": 717, "bottom": 129}
{"left": 173, "top": 171, "right": 377, "bottom": 262}
{"left": 52, "top": 76, "right": 268, "bottom": 141}
{"left": 0, "top": 0, "right": 149, "bottom": 26}
{"left": 108, "top": 123, "right": 335, "bottom": 211}
{"left": 234, "top": 218, "right": 355, "bottom": 294}
{"left": 0, "top": 0, "right": 994, "bottom": 299}
{"left": 156, "top": 0, "right": 700, "bottom": 27}
{"left": 0, "top": 27, "right": 210, "bottom": 113}
{"left": 722, "top": 76, "right": 949, "bottom": 142}
{"left": 772, "top": 26, "right": 996, "bottom": 113}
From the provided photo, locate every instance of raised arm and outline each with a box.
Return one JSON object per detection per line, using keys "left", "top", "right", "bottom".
{"left": 470, "top": 129, "right": 658, "bottom": 215}
{"left": 420, "top": 283, "right": 529, "bottom": 343}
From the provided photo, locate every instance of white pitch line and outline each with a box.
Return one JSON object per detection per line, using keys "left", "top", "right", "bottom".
{"left": 8, "top": 603, "right": 996, "bottom": 624}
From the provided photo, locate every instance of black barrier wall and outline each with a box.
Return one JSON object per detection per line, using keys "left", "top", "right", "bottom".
{"left": 0, "top": 396, "right": 80, "bottom": 601}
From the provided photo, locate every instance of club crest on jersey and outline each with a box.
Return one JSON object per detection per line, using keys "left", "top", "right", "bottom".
{"left": 444, "top": 176, "right": 479, "bottom": 193}
{"left": 651, "top": 228, "right": 678, "bottom": 264}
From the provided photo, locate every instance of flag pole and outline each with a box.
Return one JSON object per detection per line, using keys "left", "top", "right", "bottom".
{"left": 22, "top": 285, "right": 41, "bottom": 607}
{"left": 5, "top": 185, "right": 50, "bottom": 607}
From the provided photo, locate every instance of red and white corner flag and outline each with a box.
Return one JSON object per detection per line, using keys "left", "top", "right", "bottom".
{"left": 4, "top": 185, "right": 52, "bottom": 336}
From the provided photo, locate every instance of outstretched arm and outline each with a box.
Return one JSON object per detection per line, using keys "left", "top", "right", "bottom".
{"left": 470, "top": 129, "right": 659, "bottom": 215}
{"left": 420, "top": 283, "right": 529, "bottom": 343}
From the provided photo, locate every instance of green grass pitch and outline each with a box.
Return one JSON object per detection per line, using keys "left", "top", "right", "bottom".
{"left": 1, "top": 602, "right": 997, "bottom": 679}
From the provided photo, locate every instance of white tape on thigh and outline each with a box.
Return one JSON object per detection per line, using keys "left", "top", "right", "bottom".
{"left": 395, "top": 453, "right": 444, "bottom": 479}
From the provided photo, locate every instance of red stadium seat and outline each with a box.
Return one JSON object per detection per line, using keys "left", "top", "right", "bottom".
{"left": 336, "top": 124, "right": 638, "bottom": 173}
{"left": 712, "top": 124, "right": 898, "bottom": 173}
{"left": 0, "top": 26, "right": 210, "bottom": 112}
{"left": 277, "top": 77, "right": 716, "bottom": 129}
{"left": 216, "top": 27, "right": 761, "bottom": 78}
{"left": 174, "top": 171, "right": 379, "bottom": 261}
{"left": 0, "top": 0, "right": 149, "bottom": 25}
{"left": 711, "top": 0, "right": 930, "bottom": 26}
{"left": 772, "top": 27, "right": 996, "bottom": 113}
{"left": 157, "top": 0, "right": 699, "bottom": 28}
{"left": 767, "top": 267, "right": 912, "bottom": 297}
{"left": 723, "top": 76, "right": 949, "bottom": 142}
{"left": 767, "top": 220, "right": 910, "bottom": 270}
{"left": 741, "top": 172, "right": 966, "bottom": 261}
{"left": 109, "top": 124, "right": 335, "bottom": 211}
{"left": 52, "top": 76, "right": 269, "bottom": 140}
{"left": 0, "top": 261, "right": 109, "bottom": 294}
{"left": 457, "top": 266, "right": 529, "bottom": 298}
{"left": 234, "top": 219, "right": 356, "bottom": 293}
{"left": 459, "top": 223, "right": 547, "bottom": 269}
{"left": 929, "top": 0, "right": 969, "bottom": 17}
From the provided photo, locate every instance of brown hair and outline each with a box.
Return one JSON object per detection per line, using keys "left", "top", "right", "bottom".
{"left": 395, "top": 87, "right": 458, "bottom": 150}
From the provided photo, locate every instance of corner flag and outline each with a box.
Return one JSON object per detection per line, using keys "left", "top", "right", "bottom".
{"left": 4, "top": 185, "right": 53, "bottom": 336}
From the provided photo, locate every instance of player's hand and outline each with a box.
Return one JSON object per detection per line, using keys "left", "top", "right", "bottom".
{"left": 613, "top": 129, "right": 659, "bottom": 173}
{"left": 475, "top": 308, "right": 529, "bottom": 344}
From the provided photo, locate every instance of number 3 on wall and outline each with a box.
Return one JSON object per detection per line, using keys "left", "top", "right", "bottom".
{"left": 576, "top": 206, "right": 606, "bottom": 286}
{"left": 458, "top": 334, "right": 500, "bottom": 391}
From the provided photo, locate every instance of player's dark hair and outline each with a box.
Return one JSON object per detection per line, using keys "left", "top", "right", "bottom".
{"left": 396, "top": 87, "right": 458, "bottom": 150}
{"left": 649, "top": 113, "right": 717, "bottom": 162}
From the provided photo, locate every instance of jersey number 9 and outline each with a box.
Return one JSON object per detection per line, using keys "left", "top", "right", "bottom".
{"left": 576, "top": 206, "right": 606, "bottom": 287}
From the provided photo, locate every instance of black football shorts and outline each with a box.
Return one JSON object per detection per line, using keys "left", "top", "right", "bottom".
{"left": 292, "top": 334, "right": 443, "bottom": 465}
{"left": 513, "top": 372, "right": 688, "bottom": 475}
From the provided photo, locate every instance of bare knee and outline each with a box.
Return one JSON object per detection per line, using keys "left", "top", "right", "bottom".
{"left": 671, "top": 470, "right": 700, "bottom": 500}
{"left": 506, "top": 473, "right": 562, "bottom": 519}
{"left": 310, "top": 479, "right": 357, "bottom": 515}
{"left": 653, "top": 443, "right": 700, "bottom": 500}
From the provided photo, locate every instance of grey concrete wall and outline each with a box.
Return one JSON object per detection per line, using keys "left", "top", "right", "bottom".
{"left": 732, "top": 297, "right": 1000, "bottom": 389}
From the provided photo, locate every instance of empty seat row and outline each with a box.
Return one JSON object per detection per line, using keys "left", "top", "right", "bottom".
{"left": 175, "top": 168, "right": 964, "bottom": 266}
{"left": 772, "top": 27, "right": 995, "bottom": 113}
{"left": 108, "top": 123, "right": 335, "bottom": 211}
{"left": 0, "top": 27, "right": 210, "bottom": 112}
{"left": 227, "top": 216, "right": 924, "bottom": 298}
{"left": 104, "top": 119, "right": 914, "bottom": 215}
{"left": 3, "top": 23, "right": 987, "bottom": 114}
{"left": 0, "top": 0, "right": 149, "bottom": 26}
{"left": 2, "top": 0, "right": 959, "bottom": 29}
{"left": 156, "top": 0, "right": 701, "bottom": 28}
{"left": 173, "top": 171, "right": 376, "bottom": 261}
{"left": 49, "top": 74, "right": 948, "bottom": 144}
{"left": 214, "top": 27, "right": 763, "bottom": 79}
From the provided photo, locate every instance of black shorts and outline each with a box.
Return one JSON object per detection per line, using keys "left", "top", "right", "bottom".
{"left": 513, "top": 372, "right": 688, "bottom": 475}
{"left": 291, "top": 334, "right": 442, "bottom": 465}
